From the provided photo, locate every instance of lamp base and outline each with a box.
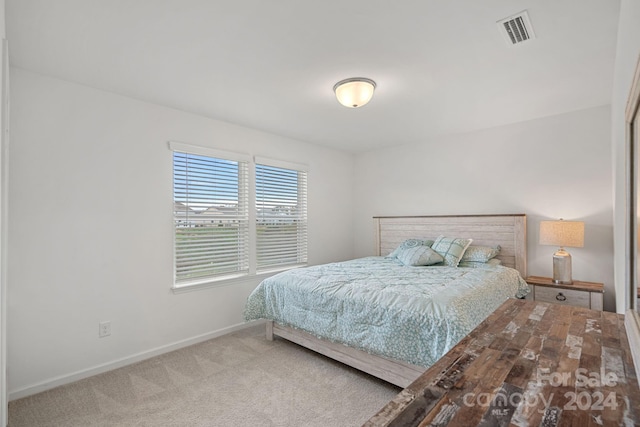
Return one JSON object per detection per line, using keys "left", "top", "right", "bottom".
{"left": 552, "top": 248, "right": 572, "bottom": 284}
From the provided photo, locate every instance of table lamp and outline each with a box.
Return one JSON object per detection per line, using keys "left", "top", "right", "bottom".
{"left": 539, "top": 219, "right": 584, "bottom": 284}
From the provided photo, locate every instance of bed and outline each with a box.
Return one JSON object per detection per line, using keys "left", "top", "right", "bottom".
{"left": 244, "top": 214, "right": 529, "bottom": 387}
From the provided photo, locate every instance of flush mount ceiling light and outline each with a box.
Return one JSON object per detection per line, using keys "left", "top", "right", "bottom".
{"left": 333, "top": 77, "right": 376, "bottom": 108}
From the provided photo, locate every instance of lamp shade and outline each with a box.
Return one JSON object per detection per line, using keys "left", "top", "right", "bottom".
{"left": 333, "top": 78, "right": 376, "bottom": 108}
{"left": 539, "top": 220, "right": 585, "bottom": 248}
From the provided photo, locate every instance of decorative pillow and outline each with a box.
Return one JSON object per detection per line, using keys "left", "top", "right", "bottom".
{"left": 431, "top": 235, "right": 473, "bottom": 267}
{"left": 460, "top": 245, "right": 501, "bottom": 263}
{"left": 387, "top": 238, "right": 435, "bottom": 258}
{"left": 395, "top": 245, "right": 444, "bottom": 266}
{"left": 458, "top": 258, "right": 502, "bottom": 268}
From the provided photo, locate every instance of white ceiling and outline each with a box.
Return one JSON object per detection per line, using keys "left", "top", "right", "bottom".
{"left": 6, "top": 0, "right": 621, "bottom": 152}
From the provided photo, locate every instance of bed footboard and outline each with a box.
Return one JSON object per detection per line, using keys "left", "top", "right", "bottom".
{"left": 267, "top": 321, "right": 424, "bottom": 388}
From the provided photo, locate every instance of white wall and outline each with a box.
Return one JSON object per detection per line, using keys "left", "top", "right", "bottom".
{"left": 353, "top": 105, "right": 614, "bottom": 310}
{"left": 0, "top": 0, "right": 8, "bottom": 423}
{"left": 7, "top": 68, "right": 355, "bottom": 398}
{"left": 612, "top": 0, "right": 640, "bottom": 313}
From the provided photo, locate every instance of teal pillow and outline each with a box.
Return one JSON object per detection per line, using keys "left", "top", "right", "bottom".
{"left": 431, "top": 236, "right": 473, "bottom": 267}
{"left": 396, "top": 246, "right": 444, "bottom": 266}
{"left": 460, "top": 245, "right": 501, "bottom": 263}
{"left": 388, "top": 238, "right": 435, "bottom": 258}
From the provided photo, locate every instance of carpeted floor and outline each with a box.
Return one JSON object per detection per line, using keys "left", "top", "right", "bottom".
{"left": 8, "top": 325, "right": 401, "bottom": 426}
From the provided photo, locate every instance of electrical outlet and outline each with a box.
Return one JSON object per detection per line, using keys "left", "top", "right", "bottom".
{"left": 99, "top": 321, "right": 111, "bottom": 338}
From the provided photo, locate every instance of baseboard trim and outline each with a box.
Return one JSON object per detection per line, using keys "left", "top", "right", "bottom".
{"left": 8, "top": 319, "right": 266, "bottom": 401}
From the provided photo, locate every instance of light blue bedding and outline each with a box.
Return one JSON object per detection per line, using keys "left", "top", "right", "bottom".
{"left": 244, "top": 256, "right": 530, "bottom": 368}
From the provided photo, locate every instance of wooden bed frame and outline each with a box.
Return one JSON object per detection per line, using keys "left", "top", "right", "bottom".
{"left": 266, "top": 214, "right": 528, "bottom": 388}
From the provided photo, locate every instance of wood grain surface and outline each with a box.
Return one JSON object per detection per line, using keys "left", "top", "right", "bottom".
{"left": 373, "top": 214, "right": 527, "bottom": 277}
{"left": 364, "top": 299, "right": 640, "bottom": 427}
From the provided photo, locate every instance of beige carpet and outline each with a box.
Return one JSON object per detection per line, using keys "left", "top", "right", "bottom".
{"left": 8, "top": 325, "right": 401, "bottom": 426}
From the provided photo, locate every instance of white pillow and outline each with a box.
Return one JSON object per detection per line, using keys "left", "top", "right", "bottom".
{"left": 460, "top": 245, "right": 501, "bottom": 263}
{"left": 458, "top": 258, "right": 502, "bottom": 268}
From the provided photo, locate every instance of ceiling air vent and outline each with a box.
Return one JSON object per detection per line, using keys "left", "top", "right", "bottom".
{"left": 497, "top": 10, "right": 536, "bottom": 46}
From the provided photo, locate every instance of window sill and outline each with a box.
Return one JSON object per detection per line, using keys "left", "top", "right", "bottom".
{"left": 171, "top": 264, "right": 306, "bottom": 294}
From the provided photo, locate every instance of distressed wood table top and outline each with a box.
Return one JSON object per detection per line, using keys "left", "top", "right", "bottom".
{"left": 364, "top": 298, "right": 640, "bottom": 427}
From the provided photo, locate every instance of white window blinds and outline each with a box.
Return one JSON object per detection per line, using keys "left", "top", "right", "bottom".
{"left": 255, "top": 162, "right": 308, "bottom": 272}
{"left": 173, "top": 150, "right": 249, "bottom": 284}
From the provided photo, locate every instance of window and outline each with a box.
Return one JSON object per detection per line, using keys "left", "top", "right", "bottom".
{"left": 170, "top": 143, "right": 307, "bottom": 289}
{"left": 256, "top": 161, "right": 308, "bottom": 272}
{"left": 172, "top": 147, "right": 249, "bottom": 284}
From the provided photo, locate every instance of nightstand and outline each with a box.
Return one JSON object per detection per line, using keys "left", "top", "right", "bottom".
{"left": 525, "top": 276, "right": 604, "bottom": 311}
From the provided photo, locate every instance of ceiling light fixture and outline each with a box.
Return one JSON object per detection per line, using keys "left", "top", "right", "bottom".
{"left": 333, "top": 77, "right": 376, "bottom": 108}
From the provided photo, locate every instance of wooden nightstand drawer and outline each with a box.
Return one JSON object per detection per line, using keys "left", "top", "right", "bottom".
{"left": 525, "top": 276, "right": 604, "bottom": 310}
{"left": 533, "top": 286, "right": 590, "bottom": 308}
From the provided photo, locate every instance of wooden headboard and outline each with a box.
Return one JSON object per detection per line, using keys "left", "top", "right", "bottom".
{"left": 373, "top": 214, "right": 527, "bottom": 278}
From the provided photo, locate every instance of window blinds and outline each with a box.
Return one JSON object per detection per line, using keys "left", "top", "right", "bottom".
{"left": 255, "top": 163, "right": 308, "bottom": 271}
{"left": 173, "top": 151, "right": 249, "bottom": 283}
